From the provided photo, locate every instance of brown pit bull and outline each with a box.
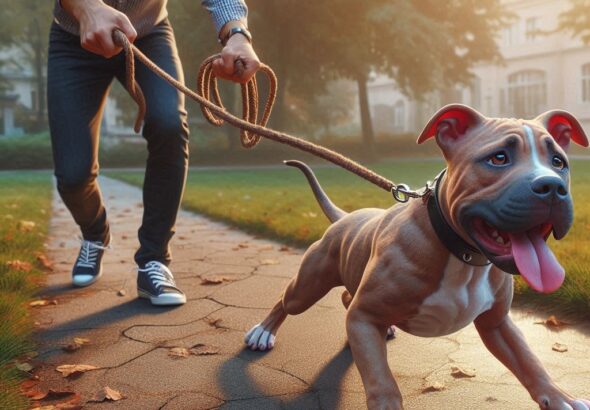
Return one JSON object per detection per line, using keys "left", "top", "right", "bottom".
{"left": 245, "top": 104, "right": 590, "bottom": 410}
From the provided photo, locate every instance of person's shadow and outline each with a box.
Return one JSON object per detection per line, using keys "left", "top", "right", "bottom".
{"left": 217, "top": 344, "right": 356, "bottom": 408}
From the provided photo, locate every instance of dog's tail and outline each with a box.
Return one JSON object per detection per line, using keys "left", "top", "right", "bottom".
{"left": 284, "top": 160, "right": 347, "bottom": 223}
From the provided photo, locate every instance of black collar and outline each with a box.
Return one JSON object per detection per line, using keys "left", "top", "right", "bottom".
{"left": 426, "top": 170, "right": 490, "bottom": 266}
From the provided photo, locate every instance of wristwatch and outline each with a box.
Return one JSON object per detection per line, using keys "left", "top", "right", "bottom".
{"left": 219, "top": 26, "right": 252, "bottom": 46}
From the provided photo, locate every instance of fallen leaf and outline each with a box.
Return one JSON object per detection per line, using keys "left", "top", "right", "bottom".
{"left": 63, "top": 338, "right": 90, "bottom": 353}
{"left": 178, "top": 235, "right": 187, "bottom": 240}
{"left": 6, "top": 260, "right": 33, "bottom": 272}
{"left": 168, "top": 347, "right": 191, "bottom": 358}
{"left": 422, "top": 381, "right": 445, "bottom": 393}
{"left": 552, "top": 342, "right": 568, "bottom": 352}
{"left": 17, "top": 220, "right": 36, "bottom": 231}
{"left": 190, "top": 344, "right": 220, "bottom": 356}
{"left": 238, "top": 243, "right": 249, "bottom": 248}
{"left": 260, "top": 259, "right": 279, "bottom": 266}
{"left": 35, "top": 253, "right": 53, "bottom": 270}
{"left": 20, "top": 379, "right": 39, "bottom": 391}
{"left": 485, "top": 396, "right": 498, "bottom": 402}
{"left": 28, "top": 389, "right": 77, "bottom": 401}
{"left": 15, "top": 362, "right": 33, "bottom": 372}
{"left": 56, "top": 364, "right": 99, "bottom": 377}
{"left": 200, "top": 277, "right": 224, "bottom": 285}
{"left": 90, "top": 386, "right": 124, "bottom": 402}
{"left": 30, "top": 299, "right": 58, "bottom": 307}
{"left": 279, "top": 246, "right": 290, "bottom": 252}
{"left": 450, "top": 365, "right": 476, "bottom": 378}
{"left": 206, "top": 318, "right": 223, "bottom": 328}
{"left": 534, "top": 315, "right": 570, "bottom": 328}
{"left": 117, "top": 289, "right": 126, "bottom": 297}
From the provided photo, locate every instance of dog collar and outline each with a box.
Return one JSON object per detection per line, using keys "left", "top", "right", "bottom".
{"left": 427, "top": 170, "right": 490, "bottom": 266}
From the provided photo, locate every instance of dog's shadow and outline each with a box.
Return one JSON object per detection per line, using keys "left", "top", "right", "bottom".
{"left": 217, "top": 344, "right": 355, "bottom": 408}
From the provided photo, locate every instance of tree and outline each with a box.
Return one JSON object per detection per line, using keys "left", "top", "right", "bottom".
{"left": 306, "top": 0, "right": 509, "bottom": 151}
{"left": 0, "top": 1, "right": 53, "bottom": 132}
{"left": 559, "top": 0, "right": 590, "bottom": 44}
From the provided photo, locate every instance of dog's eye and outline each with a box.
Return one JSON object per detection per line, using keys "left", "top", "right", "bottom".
{"left": 487, "top": 152, "right": 509, "bottom": 166}
{"left": 552, "top": 155, "right": 566, "bottom": 170}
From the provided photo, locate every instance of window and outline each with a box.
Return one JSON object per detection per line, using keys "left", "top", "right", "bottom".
{"left": 503, "top": 22, "right": 519, "bottom": 46}
{"left": 525, "top": 17, "right": 538, "bottom": 42}
{"left": 504, "top": 70, "right": 547, "bottom": 118}
{"left": 392, "top": 100, "right": 405, "bottom": 132}
{"left": 583, "top": 64, "right": 590, "bottom": 103}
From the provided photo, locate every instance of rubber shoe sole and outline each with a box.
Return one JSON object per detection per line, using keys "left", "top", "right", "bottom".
{"left": 137, "top": 289, "right": 186, "bottom": 306}
{"left": 72, "top": 267, "right": 103, "bottom": 287}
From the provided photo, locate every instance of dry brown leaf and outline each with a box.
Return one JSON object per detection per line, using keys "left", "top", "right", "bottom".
{"left": 6, "top": 260, "right": 33, "bottom": 272}
{"left": 17, "top": 220, "right": 36, "bottom": 231}
{"left": 15, "top": 362, "right": 33, "bottom": 372}
{"left": 238, "top": 243, "right": 249, "bottom": 248}
{"left": 35, "top": 253, "right": 53, "bottom": 270}
{"left": 30, "top": 389, "right": 77, "bottom": 401}
{"left": 206, "top": 318, "right": 223, "bottom": 328}
{"left": 450, "top": 365, "right": 476, "bottom": 378}
{"left": 30, "top": 299, "right": 58, "bottom": 307}
{"left": 552, "top": 342, "right": 568, "bottom": 352}
{"left": 63, "top": 338, "right": 90, "bottom": 352}
{"left": 422, "top": 381, "right": 445, "bottom": 393}
{"left": 534, "top": 315, "right": 570, "bottom": 328}
{"left": 190, "top": 344, "right": 220, "bottom": 356}
{"left": 260, "top": 259, "right": 279, "bottom": 266}
{"left": 56, "top": 364, "right": 99, "bottom": 377}
{"left": 279, "top": 246, "right": 290, "bottom": 252}
{"left": 117, "top": 289, "right": 126, "bottom": 297}
{"left": 168, "top": 347, "right": 191, "bottom": 358}
{"left": 90, "top": 386, "right": 124, "bottom": 402}
{"left": 200, "top": 277, "right": 224, "bottom": 285}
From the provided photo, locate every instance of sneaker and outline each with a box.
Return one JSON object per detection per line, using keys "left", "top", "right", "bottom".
{"left": 137, "top": 261, "right": 186, "bottom": 306}
{"left": 72, "top": 237, "right": 110, "bottom": 287}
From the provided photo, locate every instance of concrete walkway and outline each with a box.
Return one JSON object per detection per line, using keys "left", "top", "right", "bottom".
{"left": 33, "top": 176, "right": 590, "bottom": 409}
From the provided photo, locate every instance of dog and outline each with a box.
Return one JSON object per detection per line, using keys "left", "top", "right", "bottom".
{"left": 244, "top": 104, "right": 590, "bottom": 410}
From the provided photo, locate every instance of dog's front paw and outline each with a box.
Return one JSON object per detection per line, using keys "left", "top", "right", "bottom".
{"left": 244, "top": 323, "right": 276, "bottom": 351}
{"left": 537, "top": 394, "right": 590, "bottom": 410}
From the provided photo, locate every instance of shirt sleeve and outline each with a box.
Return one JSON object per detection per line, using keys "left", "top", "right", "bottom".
{"left": 201, "top": 0, "right": 248, "bottom": 34}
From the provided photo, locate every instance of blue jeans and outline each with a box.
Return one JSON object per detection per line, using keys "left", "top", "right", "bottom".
{"left": 47, "top": 19, "right": 189, "bottom": 266}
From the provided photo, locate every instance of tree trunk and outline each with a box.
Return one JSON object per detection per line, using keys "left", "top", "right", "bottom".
{"left": 356, "top": 72, "right": 374, "bottom": 152}
{"left": 32, "top": 18, "right": 45, "bottom": 132}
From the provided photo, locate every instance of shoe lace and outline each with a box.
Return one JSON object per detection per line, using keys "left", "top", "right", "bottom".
{"left": 76, "top": 238, "right": 109, "bottom": 269}
{"left": 141, "top": 261, "right": 177, "bottom": 291}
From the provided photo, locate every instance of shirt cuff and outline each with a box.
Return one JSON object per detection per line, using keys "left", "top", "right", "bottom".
{"left": 201, "top": 0, "right": 248, "bottom": 34}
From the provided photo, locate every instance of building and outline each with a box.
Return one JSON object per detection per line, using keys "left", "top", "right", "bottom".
{"left": 365, "top": 0, "right": 590, "bottom": 135}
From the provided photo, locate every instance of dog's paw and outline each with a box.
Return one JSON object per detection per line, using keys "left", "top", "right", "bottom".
{"left": 245, "top": 323, "right": 276, "bottom": 351}
{"left": 386, "top": 326, "right": 396, "bottom": 340}
{"left": 571, "top": 399, "right": 590, "bottom": 410}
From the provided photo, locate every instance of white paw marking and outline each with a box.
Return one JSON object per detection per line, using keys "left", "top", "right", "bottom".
{"left": 572, "top": 399, "right": 590, "bottom": 410}
{"left": 245, "top": 323, "right": 275, "bottom": 351}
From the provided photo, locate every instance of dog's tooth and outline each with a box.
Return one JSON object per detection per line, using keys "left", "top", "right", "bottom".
{"left": 491, "top": 230, "right": 499, "bottom": 238}
{"left": 496, "top": 236, "right": 505, "bottom": 245}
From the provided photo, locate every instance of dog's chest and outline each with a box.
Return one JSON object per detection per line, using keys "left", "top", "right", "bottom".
{"left": 405, "top": 257, "right": 495, "bottom": 337}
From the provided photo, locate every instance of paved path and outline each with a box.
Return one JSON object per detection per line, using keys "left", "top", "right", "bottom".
{"left": 34, "top": 177, "right": 590, "bottom": 409}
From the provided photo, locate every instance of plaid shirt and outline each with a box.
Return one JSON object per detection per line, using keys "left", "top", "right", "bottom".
{"left": 54, "top": 0, "right": 248, "bottom": 38}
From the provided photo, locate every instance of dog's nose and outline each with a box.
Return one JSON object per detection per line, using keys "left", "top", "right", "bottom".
{"left": 531, "top": 175, "right": 568, "bottom": 200}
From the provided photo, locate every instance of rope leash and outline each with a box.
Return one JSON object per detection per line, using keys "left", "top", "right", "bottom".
{"left": 112, "top": 30, "right": 433, "bottom": 202}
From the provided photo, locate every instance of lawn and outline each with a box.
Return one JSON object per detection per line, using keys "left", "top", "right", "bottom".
{"left": 0, "top": 171, "right": 52, "bottom": 409}
{"left": 109, "top": 158, "right": 590, "bottom": 316}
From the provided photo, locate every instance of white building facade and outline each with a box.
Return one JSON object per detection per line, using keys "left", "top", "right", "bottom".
{"left": 365, "top": 0, "right": 590, "bottom": 135}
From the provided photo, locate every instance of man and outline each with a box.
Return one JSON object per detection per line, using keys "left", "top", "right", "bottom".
{"left": 48, "top": 0, "right": 259, "bottom": 305}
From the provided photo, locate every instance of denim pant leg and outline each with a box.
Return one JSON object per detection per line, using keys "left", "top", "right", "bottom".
{"left": 124, "top": 20, "right": 190, "bottom": 266}
{"left": 47, "top": 23, "right": 118, "bottom": 243}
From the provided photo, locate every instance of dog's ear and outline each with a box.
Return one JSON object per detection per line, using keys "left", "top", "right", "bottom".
{"left": 416, "top": 104, "right": 484, "bottom": 145}
{"left": 535, "top": 110, "right": 589, "bottom": 150}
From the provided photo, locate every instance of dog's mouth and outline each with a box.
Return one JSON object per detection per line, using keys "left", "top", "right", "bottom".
{"left": 471, "top": 218, "right": 564, "bottom": 293}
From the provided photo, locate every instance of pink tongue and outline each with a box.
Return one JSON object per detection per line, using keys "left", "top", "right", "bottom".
{"left": 508, "top": 230, "right": 565, "bottom": 293}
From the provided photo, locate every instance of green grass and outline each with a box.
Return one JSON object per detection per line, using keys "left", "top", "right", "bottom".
{"left": 108, "top": 159, "right": 590, "bottom": 316}
{"left": 0, "top": 171, "right": 52, "bottom": 409}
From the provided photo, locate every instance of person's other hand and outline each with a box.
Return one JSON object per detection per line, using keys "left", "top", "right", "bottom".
{"left": 72, "top": 0, "right": 137, "bottom": 58}
{"left": 213, "top": 34, "right": 260, "bottom": 84}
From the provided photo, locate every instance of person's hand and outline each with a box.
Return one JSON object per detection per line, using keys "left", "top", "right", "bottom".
{"left": 63, "top": 0, "right": 137, "bottom": 58}
{"left": 212, "top": 34, "right": 260, "bottom": 84}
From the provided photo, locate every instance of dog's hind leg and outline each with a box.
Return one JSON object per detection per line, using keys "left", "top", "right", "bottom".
{"left": 245, "top": 242, "right": 340, "bottom": 351}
